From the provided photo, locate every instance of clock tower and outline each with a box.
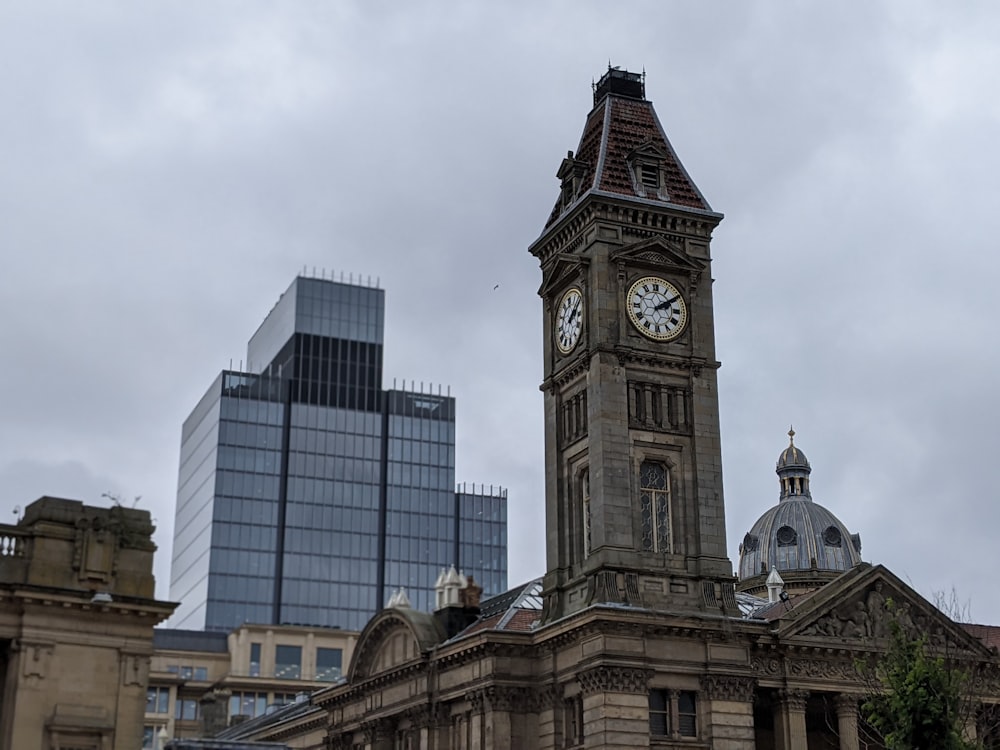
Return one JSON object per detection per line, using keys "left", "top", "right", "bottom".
{"left": 529, "top": 68, "right": 737, "bottom": 621}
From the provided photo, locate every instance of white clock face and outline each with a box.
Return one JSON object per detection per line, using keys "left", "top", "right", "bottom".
{"left": 554, "top": 287, "right": 584, "bottom": 354}
{"left": 626, "top": 276, "right": 687, "bottom": 341}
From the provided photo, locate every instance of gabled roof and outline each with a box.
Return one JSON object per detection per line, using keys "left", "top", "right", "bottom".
{"left": 544, "top": 86, "right": 712, "bottom": 229}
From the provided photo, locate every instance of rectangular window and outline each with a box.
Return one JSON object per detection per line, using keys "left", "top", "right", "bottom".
{"left": 249, "top": 642, "right": 261, "bottom": 677}
{"left": 275, "top": 644, "right": 302, "bottom": 680}
{"left": 564, "top": 694, "right": 584, "bottom": 747}
{"left": 640, "top": 163, "right": 659, "bottom": 188}
{"left": 142, "top": 726, "right": 155, "bottom": 750}
{"left": 639, "top": 462, "right": 671, "bottom": 553}
{"left": 316, "top": 647, "right": 343, "bottom": 681}
{"left": 175, "top": 698, "right": 199, "bottom": 721}
{"left": 648, "top": 689, "right": 697, "bottom": 739}
{"left": 678, "top": 691, "right": 697, "bottom": 737}
{"left": 179, "top": 665, "right": 193, "bottom": 680}
{"left": 229, "top": 691, "right": 268, "bottom": 719}
{"left": 649, "top": 689, "right": 670, "bottom": 737}
{"left": 193, "top": 666, "right": 208, "bottom": 681}
{"left": 146, "top": 687, "right": 169, "bottom": 714}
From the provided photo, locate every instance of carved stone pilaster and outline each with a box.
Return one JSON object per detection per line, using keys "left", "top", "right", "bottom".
{"left": 835, "top": 694, "right": 859, "bottom": 715}
{"left": 428, "top": 702, "right": 451, "bottom": 728}
{"left": 534, "top": 683, "right": 563, "bottom": 711}
{"left": 468, "top": 689, "right": 486, "bottom": 714}
{"left": 777, "top": 689, "right": 809, "bottom": 712}
{"left": 700, "top": 674, "right": 756, "bottom": 702}
{"left": 362, "top": 717, "right": 394, "bottom": 743}
{"left": 578, "top": 665, "right": 650, "bottom": 695}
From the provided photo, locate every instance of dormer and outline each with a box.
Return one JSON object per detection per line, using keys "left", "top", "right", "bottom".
{"left": 557, "top": 151, "right": 590, "bottom": 210}
{"left": 627, "top": 141, "right": 670, "bottom": 200}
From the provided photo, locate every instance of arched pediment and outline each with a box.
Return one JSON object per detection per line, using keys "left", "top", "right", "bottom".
{"left": 348, "top": 608, "right": 446, "bottom": 682}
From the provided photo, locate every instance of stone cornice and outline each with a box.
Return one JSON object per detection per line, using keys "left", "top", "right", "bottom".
{"left": 530, "top": 195, "right": 720, "bottom": 266}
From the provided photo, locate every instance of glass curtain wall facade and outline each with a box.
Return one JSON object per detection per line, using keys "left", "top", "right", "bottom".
{"left": 457, "top": 485, "right": 508, "bottom": 598}
{"left": 170, "top": 276, "right": 507, "bottom": 633}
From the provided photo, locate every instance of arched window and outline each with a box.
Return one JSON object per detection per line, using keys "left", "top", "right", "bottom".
{"left": 640, "top": 461, "right": 670, "bottom": 553}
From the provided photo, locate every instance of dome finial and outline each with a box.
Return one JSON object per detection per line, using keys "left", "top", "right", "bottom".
{"left": 788, "top": 425, "right": 795, "bottom": 445}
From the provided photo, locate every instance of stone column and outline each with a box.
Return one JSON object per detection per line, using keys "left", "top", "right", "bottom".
{"left": 835, "top": 694, "right": 859, "bottom": 750}
{"left": 774, "top": 689, "right": 808, "bottom": 750}
{"left": 700, "top": 675, "right": 757, "bottom": 750}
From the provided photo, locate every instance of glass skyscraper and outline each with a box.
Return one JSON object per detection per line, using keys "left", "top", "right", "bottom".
{"left": 170, "top": 276, "right": 507, "bottom": 632}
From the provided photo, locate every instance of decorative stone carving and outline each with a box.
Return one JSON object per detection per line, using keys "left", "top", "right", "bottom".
{"left": 800, "top": 584, "right": 889, "bottom": 640}
{"left": 17, "top": 640, "right": 53, "bottom": 681}
{"left": 362, "top": 718, "right": 394, "bottom": 742}
{"left": 750, "top": 655, "right": 782, "bottom": 677}
{"left": 122, "top": 654, "right": 149, "bottom": 686}
{"left": 835, "top": 694, "right": 859, "bottom": 715}
{"left": 777, "top": 689, "right": 810, "bottom": 712}
{"left": 578, "top": 666, "right": 650, "bottom": 695}
{"left": 785, "top": 658, "right": 861, "bottom": 683}
{"left": 700, "top": 674, "right": 756, "bottom": 702}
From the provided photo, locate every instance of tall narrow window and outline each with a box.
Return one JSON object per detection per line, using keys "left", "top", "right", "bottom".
{"left": 678, "top": 691, "right": 697, "bottom": 737}
{"left": 640, "top": 163, "right": 659, "bottom": 189}
{"left": 564, "top": 694, "right": 585, "bottom": 747}
{"left": 649, "top": 689, "right": 670, "bottom": 736}
{"left": 249, "top": 643, "right": 261, "bottom": 677}
{"left": 640, "top": 461, "right": 670, "bottom": 553}
{"left": 581, "top": 469, "right": 591, "bottom": 558}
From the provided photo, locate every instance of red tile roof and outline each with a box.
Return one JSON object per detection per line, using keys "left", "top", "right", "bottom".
{"left": 545, "top": 93, "right": 711, "bottom": 229}
{"left": 961, "top": 623, "right": 1000, "bottom": 649}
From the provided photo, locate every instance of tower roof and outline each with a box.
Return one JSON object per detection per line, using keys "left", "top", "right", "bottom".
{"left": 543, "top": 67, "right": 714, "bottom": 230}
{"left": 777, "top": 427, "right": 811, "bottom": 473}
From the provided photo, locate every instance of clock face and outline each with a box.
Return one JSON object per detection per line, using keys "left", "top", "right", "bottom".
{"left": 554, "top": 287, "right": 584, "bottom": 354}
{"left": 626, "top": 276, "right": 688, "bottom": 341}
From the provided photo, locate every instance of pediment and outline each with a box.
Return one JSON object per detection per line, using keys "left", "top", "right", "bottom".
{"left": 538, "top": 252, "right": 590, "bottom": 299}
{"left": 609, "top": 236, "right": 705, "bottom": 274}
{"left": 626, "top": 140, "right": 669, "bottom": 163}
{"left": 776, "top": 564, "right": 991, "bottom": 658}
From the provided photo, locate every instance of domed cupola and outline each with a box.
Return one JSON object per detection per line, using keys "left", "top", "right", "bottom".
{"left": 737, "top": 429, "right": 862, "bottom": 597}
{"left": 777, "top": 428, "right": 812, "bottom": 500}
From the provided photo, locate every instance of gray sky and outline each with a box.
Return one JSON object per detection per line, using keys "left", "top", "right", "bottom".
{"left": 2, "top": 2, "right": 999, "bottom": 624}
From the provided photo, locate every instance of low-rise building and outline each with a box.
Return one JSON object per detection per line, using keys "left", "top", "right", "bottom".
{"left": 145, "top": 623, "right": 358, "bottom": 747}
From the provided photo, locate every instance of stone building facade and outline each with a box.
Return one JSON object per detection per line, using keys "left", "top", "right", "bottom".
{"left": 0, "top": 496, "right": 175, "bottom": 750}
{"left": 219, "top": 68, "right": 1000, "bottom": 750}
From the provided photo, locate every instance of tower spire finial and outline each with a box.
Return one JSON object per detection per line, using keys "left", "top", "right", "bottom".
{"left": 788, "top": 425, "right": 795, "bottom": 445}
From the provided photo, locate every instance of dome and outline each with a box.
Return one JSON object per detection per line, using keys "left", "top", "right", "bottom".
{"left": 737, "top": 431, "right": 862, "bottom": 593}
{"left": 776, "top": 429, "right": 810, "bottom": 472}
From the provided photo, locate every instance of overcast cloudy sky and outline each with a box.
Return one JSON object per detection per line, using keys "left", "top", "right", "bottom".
{"left": 2, "top": 2, "right": 999, "bottom": 624}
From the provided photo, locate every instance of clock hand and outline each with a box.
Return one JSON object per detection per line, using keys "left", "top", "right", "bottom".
{"left": 654, "top": 295, "right": 680, "bottom": 312}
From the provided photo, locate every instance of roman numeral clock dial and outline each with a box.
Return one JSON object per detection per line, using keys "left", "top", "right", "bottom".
{"left": 554, "top": 287, "right": 584, "bottom": 354}
{"left": 626, "top": 276, "right": 688, "bottom": 341}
